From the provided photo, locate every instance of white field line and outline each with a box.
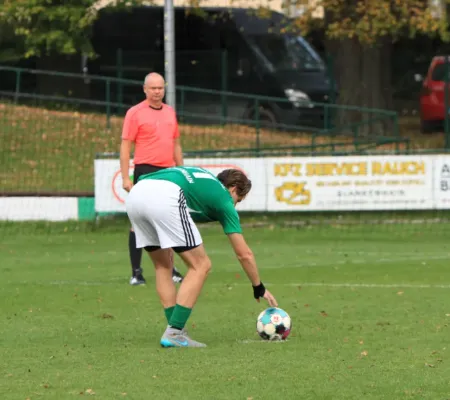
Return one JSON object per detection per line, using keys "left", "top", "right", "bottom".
{"left": 220, "top": 253, "right": 450, "bottom": 271}
{"left": 237, "top": 339, "right": 289, "bottom": 344}
{"left": 10, "top": 253, "right": 450, "bottom": 287}
{"left": 302, "top": 250, "right": 436, "bottom": 256}
{"left": 11, "top": 280, "right": 450, "bottom": 289}
{"left": 220, "top": 282, "right": 450, "bottom": 289}
{"left": 279, "top": 282, "right": 450, "bottom": 289}
{"left": 207, "top": 249, "right": 436, "bottom": 256}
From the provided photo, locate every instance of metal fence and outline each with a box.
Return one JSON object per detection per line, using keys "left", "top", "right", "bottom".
{"left": 0, "top": 66, "right": 411, "bottom": 195}
{"left": 1, "top": 66, "right": 403, "bottom": 134}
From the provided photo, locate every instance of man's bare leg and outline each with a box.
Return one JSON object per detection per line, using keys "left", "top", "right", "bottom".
{"left": 131, "top": 231, "right": 184, "bottom": 286}
{"left": 147, "top": 248, "right": 177, "bottom": 322}
{"left": 160, "top": 245, "right": 211, "bottom": 348}
{"left": 169, "top": 249, "right": 184, "bottom": 283}
{"left": 174, "top": 245, "right": 211, "bottom": 308}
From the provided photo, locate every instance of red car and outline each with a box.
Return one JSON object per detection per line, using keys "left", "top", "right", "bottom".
{"left": 418, "top": 56, "right": 450, "bottom": 133}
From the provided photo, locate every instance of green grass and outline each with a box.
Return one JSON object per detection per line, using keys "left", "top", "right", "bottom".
{"left": 1, "top": 221, "right": 450, "bottom": 399}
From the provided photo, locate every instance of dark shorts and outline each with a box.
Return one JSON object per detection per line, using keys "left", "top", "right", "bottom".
{"left": 133, "top": 164, "right": 167, "bottom": 185}
{"left": 144, "top": 244, "right": 200, "bottom": 254}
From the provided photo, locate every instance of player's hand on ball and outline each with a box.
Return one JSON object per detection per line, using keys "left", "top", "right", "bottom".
{"left": 262, "top": 289, "right": 278, "bottom": 307}
{"left": 252, "top": 282, "right": 278, "bottom": 307}
{"left": 122, "top": 177, "right": 133, "bottom": 192}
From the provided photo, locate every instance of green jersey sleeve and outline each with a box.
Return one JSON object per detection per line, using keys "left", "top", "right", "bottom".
{"left": 216, "top": 201, "right": 242, "bottom": 235}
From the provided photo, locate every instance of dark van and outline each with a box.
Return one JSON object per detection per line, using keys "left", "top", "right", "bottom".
{"left": 88, "top": 6, "right": 335, "bottom": 129}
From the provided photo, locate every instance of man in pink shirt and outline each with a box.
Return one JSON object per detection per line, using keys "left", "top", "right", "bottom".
{"left": 120, "top": 72, "right": 184, "bottom": 285}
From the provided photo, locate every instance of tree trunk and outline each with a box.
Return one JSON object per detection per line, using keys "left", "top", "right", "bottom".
{"left": 362, "top": 43, "right": 383, "bottom": 136}
{"left": 326, "top": 37, "right": 394, "bottom": 138}
{"left": 381, "top": 38, "right": 393, "bottom": 111}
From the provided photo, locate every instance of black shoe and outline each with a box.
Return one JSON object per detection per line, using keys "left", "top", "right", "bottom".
{"left": 172, "top": 267, "right": 184, "bottom": 283}
{"left": 130, "top": 275, "right": 146, "bottom": 285}
{"left": 130, "top": 268, "right": 146, "bottom": 285}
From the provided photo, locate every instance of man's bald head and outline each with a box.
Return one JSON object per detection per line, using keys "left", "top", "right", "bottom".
{"left": 144, "top": 72, "right": 165, "bottom": 87}
{"left": 143, "top": 72, "right": 165, "bottom": 107}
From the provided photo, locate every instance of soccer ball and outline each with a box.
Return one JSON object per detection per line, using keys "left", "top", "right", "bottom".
{"left": 256, "top": 307, "right": 291, "bottom": 341}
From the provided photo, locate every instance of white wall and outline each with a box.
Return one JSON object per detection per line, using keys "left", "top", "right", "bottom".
{"left": 92, "top": 0, "right": 324, "bottom": 20}
{"left": 93, "top": 0, "right": 285, "bottom": 14}
{"left": 0, "top": 198, "right": 79, "bottom": 221}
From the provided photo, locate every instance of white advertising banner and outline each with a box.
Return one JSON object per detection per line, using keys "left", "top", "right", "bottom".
{"left": 185, "top": 158, "right": 266, "bottom": 211}
{"left": 266, "top": 155, "right": 435, "bottom": 211}
{"left": 95, "top": 154, "right": 450, "bottom": 213}
{"left": 94, "top": 158, "right": 266, "bottom": 213}
{"left": 94, "top": 159, "right": 127, "bottom": 213}
{"left": 432, "top": 155, "right": 450, "bottom": 209}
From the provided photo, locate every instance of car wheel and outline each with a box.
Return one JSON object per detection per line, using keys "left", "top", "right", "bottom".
{"left": 259, "top": 108, "right": 277, "bottom": 129}
{"left": 245, "top": 106, "right": 278, "bottom": 129}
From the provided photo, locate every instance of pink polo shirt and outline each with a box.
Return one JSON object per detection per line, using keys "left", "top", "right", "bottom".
{"left": 121, "top": 100, "right": 180, "bottom": 167}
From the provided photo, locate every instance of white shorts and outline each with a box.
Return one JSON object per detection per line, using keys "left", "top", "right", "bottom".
{"left": 125, "top": 179, "right": 203, "bottom": 251}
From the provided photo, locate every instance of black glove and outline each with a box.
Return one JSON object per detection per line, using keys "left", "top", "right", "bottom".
{"left": 252, "top": 282, "right": 266, "bottom": 299}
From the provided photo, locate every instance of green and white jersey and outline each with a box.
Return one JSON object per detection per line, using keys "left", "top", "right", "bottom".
{"left": 138, "top": 166, "right": 242, "bottom": 235}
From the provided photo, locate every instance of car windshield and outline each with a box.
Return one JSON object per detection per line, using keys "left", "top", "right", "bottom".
{"left": 247, "top": 34, "right": 324, "bottom": 72}
{"left": 432, "top": 63, "right": 450, "bottom": 81}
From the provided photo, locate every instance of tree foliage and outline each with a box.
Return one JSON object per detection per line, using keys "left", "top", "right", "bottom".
{"left": 0, "top": 0, "right": 95, "bottom": 58}
{"left": 291, "top": 0, "right": 449, "bottom": 44}
{"left": 0, "top": 0, "right": 153, "bottom": 58}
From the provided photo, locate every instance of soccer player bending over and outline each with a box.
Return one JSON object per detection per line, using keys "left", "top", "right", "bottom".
{"left": 125, "top": 166, "right": 278, "bottom": 348}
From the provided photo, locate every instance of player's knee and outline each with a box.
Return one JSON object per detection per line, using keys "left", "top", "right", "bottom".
{"left": 154, "top": 262, "right": 171, "bottom": 270}
{"left": 188, "top": 256, "right": 211, "bottom": 275}
{"left": 201, "top": 257, "right": 212, "bottom": 275}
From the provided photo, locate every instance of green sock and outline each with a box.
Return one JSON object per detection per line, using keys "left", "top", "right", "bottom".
{"left": 168, "top": 304, "right": 192, "bottom": 330}
{"left": 164, "top": 306, "right": 175, "bottom": 324}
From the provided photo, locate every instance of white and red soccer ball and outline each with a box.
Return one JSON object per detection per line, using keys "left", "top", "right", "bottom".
{"left": 256, "top": 307, "right": 291, "bottom": 341}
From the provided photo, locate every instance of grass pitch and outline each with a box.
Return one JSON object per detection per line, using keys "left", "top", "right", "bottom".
{"left": 1, "top": 221, "right": 450, "bottom": 399}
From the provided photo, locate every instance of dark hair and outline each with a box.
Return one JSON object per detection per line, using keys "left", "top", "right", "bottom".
{"left": 217, "top": 169, "right": 252, "bottom": 198}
